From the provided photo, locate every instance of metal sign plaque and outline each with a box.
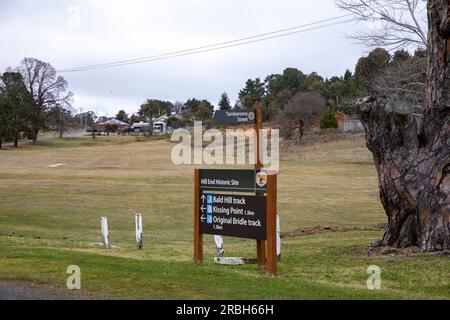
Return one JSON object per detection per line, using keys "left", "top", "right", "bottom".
{"left": 199, "top": 193, "right": 266, "bottom": 240}
{"left": 213, "top": 109, "right": 256, "bottom": 125}
{"left": 199, "top": 169, "right": 267, "bottom": 193}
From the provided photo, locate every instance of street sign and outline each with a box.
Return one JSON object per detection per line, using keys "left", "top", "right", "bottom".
{"left": 213, "top": 109, "right": 255, "bottom": 125}
{"left": 199, "top": 193, "right": 266, "bottom": 240}
{"left": 199, "top": 169, "right": 267, "bottom": 192}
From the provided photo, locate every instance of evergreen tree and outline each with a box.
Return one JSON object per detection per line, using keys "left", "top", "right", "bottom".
{"left": 238, "top": 78, "right": 265, "bottom": 109}
{"left": 320, "top": 107, "right": 339, "bottom": 129}
{"left": 0, "top": 72, "right": 33, "bottom": 147}
{"left": 116, "top": 110, "right": 129, "bottom": 123}
{"left": 196, "top": 101, "right": 213, "bottom": 121}
{"left": 218, "top": 92, "right": 231, "bottom": 110}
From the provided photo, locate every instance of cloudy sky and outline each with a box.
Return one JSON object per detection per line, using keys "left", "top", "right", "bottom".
{"left": 0, "top": 0, "right": 370, "bottom": 116}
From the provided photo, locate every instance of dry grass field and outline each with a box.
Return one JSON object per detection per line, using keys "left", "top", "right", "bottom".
{"left": 0, "top": 134, "right": 448, "bottom": 299}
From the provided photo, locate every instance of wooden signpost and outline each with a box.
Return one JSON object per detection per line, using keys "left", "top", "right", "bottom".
{"left": 194, "top": 104, "right": 278, "bottom": 277}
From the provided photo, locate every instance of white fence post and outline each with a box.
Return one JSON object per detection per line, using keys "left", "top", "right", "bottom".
{"left": 214, "top": 235, "right": 224, "bottom": 257}
{"left": 101, "top": 217, "right": 110, "bottom": 249}
{"left": 135, "top": 213, "right": 143, "bottom": 249}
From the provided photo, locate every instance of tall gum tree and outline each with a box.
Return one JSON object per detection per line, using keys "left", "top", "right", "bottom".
{"left": 19, "top": 58, "right": 72, "bottom": 142}
{"left": 354, "top": 0, "right": 449, "bottom": 251}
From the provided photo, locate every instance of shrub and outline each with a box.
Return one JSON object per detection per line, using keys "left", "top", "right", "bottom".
{"left": 320, "top": 107, "right": 339, "bottom": 129}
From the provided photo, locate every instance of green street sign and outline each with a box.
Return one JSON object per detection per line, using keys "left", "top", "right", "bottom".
{"left": 213, "top": 109, "right": 255, "bottom": 125}
{"left": 199, "top": 169, "right": 268, "bottom": 193}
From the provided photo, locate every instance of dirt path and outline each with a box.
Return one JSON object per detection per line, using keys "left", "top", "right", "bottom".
{"left": 1, "top": 130, "right": 86, "bottom": 148}
{"left": 0, "top": 280, "right": 87, "bottom": 300}
{"left": 281, "top": 224, "right": 386, "bottom": 239}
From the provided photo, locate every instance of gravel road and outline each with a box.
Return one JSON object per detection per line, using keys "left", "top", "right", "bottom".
{"left": 0, "top": 280, "right": 84, "bottom": 300}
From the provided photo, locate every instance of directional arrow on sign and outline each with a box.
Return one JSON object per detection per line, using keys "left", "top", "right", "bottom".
{"left": 201, "top": 205, "right": 206, "bottom": 213}
{"left": 201, "top": 194, "right": 206, "bottom": 203}
{"left": 201, "top": 214, "right": 206, "bottom": 223}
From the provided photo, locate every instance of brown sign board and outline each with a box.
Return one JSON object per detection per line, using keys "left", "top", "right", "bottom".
{"left": 199, "top": 193, "right": 266, "bottom": 240}
{"left": 213, "top": 109, "right": 255, "bottom": 125}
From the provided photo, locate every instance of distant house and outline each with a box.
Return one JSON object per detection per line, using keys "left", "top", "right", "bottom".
{"left": 343, "top": 119, "right": 365, "bottom": 133}
{"left": 98, "top": 118, "right": 130, "bottom": 133}
{"left": 131, "top": 121, "right": 151, "bottom": 133}
{"left": 153, "top": 115, "right": 170, "bottom": 134}
{"left": 132, "top": 116, "right": 171, "bottom": 135}
{"left": 153, "top": 121, "right": 168, "bottom": 134}
{"left": 154, "top": 115, "right": 169, "bottom": 123}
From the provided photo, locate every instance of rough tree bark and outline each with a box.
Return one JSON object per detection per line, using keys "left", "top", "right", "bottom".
{"left": 357, "top": 0, "right": 449, "bottom": 251}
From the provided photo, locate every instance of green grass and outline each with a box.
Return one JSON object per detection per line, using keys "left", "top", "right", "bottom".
{"left": 0, "top": 135, "right": 448, "bottom": 299}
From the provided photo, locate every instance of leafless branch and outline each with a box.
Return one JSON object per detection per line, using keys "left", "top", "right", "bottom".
{"left": 336, "top": 0, "right": 427, "bottom": 50}
{"left": 276, "top": 92, "right": 327, "bottom": 140}
{"left": 18, "top": 58, "right": 72, "bottom": 113}
{"left": 374, "top": 55, "right": 426, "bottom": 107}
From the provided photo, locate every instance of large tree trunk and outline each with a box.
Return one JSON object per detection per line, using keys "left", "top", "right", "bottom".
{"left": 298, "top": 121, "right": 304, "bottom": 141}
{"left": 357, "top": 97, "right": 449, "bottom": 251}
{"left": 357, "top": 0, "right": 450, "bottom": 251}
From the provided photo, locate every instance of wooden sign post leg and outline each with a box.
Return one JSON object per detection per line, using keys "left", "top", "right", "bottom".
{"left": 257, "top": 239, "right": 266, "bottom": 269}
{"left": 194, "top": 169, "right": 203, "bottom": 264}
{"left": 254, "top": 103, "right": 266, "bottom": 269}
{"left": 266, "top": 174, "right": 277, "bottom": 277}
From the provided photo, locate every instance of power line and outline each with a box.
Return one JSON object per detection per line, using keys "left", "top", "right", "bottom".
{"left": 58, "top": 14, "right": 356, "bottom": 73}
{"left": 59, "top": 14, "right": 352, "bottom": 72}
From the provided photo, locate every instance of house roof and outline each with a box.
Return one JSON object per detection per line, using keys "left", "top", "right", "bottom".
{"left": 99, "top": 118, "right": 129, "bottom": 126}
{"left": 132, "top": 122, "right": 151, "bottom": 128}
{"left": 154, "top": 115, "right": 169, "bottom": 122}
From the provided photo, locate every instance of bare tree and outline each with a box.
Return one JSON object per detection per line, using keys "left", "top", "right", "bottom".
{"left": 50, "top": 104, "right": 75, "bottom": 139}
{"left": 18, "top": 58, "right": 73, "bottom": 142}
{"left": 337, "top": 0, "right": 427, "bottom": 50}
{"left": 172, "top": 101, "right": 185, "bottom": 115}
{"left": 276, "top": 92, "right": 326, "bottom": 140}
